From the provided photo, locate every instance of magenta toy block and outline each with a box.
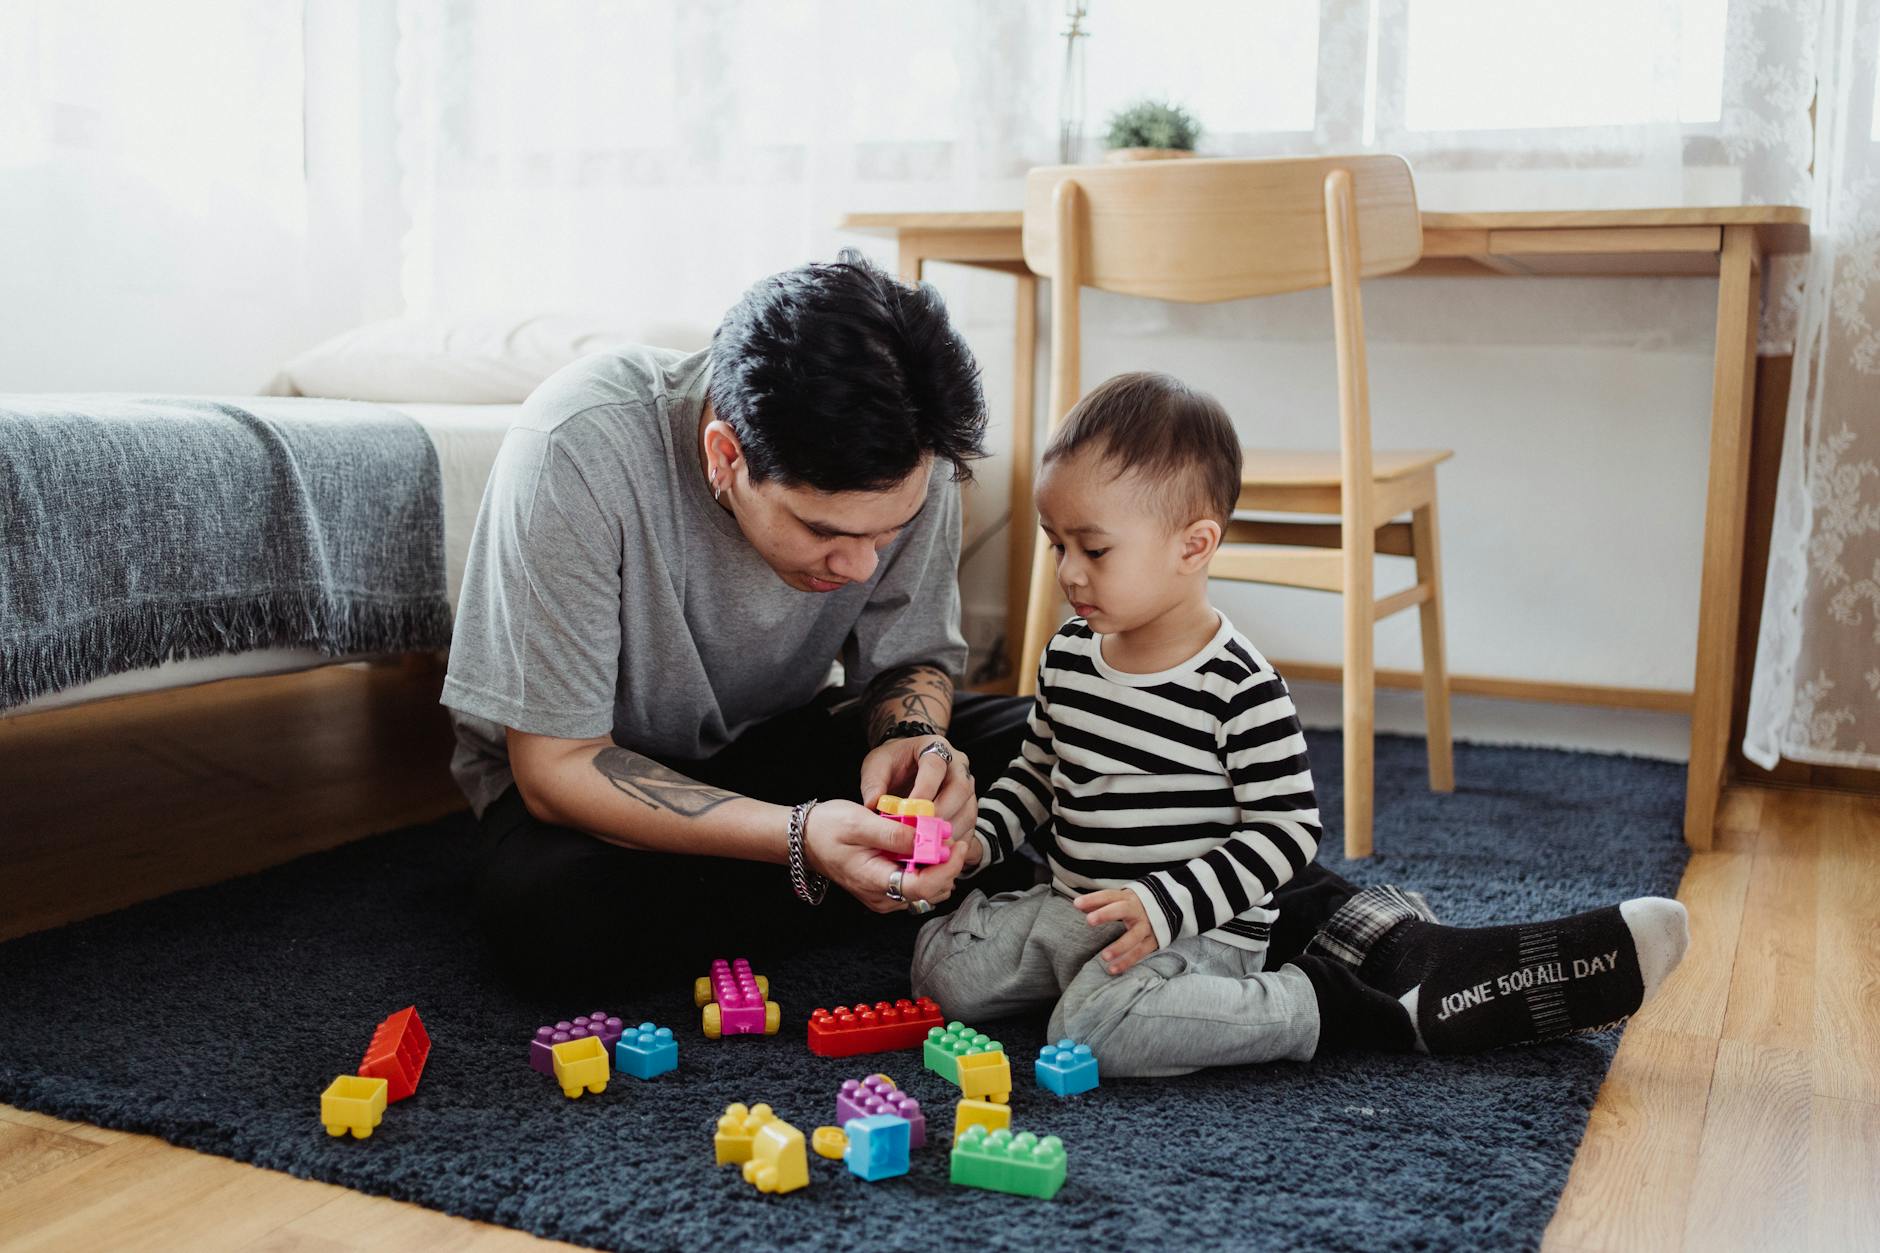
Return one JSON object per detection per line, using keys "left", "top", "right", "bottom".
{"left": 906, "top": 815, "right": 951, "bottom": 867}
{"left": 712, "top": 958, "right": 770, "bottom": 1035}
{"left": 836, "top": 1074, "right": 926, "bottom": 1149}
{"left": 530, "top": 1011, "right": 624, "bottom": 1076}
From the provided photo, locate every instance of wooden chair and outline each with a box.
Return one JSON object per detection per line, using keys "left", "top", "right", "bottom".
{"left": 1015, "top": 154, "right": 1454, "bottom": 858}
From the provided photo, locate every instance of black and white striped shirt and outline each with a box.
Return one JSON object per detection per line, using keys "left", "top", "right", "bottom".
{"left": 971, "top": 614, "right": 1322, "bottom": 953}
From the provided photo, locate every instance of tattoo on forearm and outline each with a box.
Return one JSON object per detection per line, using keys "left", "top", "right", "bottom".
{"left": 591, "top": 747, "right": 740, "bottom": 817}
{"left": 864, "top": 663, "right": 955, "bottom": 746}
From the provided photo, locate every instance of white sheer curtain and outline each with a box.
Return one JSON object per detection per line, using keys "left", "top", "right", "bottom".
{"left": 394, "top": 1, "right": 1875, "bottom": 767}
{"left": 393, "top": 0, "right": 1055, "bottom": 333}
{"left": 0, "top": 1, "right": 308, "bottom": 391}
{"left": 1744, "top": 0, "right": 1880, "bottom": 770}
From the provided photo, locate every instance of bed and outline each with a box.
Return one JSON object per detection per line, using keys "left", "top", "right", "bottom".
{"left": 1, "top": 314, "right": 710, "bottom": 716}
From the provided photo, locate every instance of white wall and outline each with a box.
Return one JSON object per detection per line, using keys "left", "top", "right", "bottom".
{"left": 918, "top": 262, "right": 1721, "bottom": 761}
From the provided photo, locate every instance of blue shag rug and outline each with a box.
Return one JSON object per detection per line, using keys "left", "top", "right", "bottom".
{"left": 0, "top": 732, "right": 1689, "bottom": 1252}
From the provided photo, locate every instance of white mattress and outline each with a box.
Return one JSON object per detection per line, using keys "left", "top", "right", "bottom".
{"left": 8, "top": 401, "right": 522, "bottom": 715}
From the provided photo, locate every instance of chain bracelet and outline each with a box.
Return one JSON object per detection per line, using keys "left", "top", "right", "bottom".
{"left": 787, "top": 798, "right": 827, "bottom": 905}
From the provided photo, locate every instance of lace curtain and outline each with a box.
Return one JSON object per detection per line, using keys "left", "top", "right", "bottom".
{"left": 1744, "top": 0, "right": 1880, "bottom": 770}
{"left": 394, "top": 0, "right": 1870, "bottom": 769}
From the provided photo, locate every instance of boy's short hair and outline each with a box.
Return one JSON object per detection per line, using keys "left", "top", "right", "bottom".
{"left": 709, "top": 248, "right": 987, "bottom": 493}
{"left": 1041, "top": 372, "right": 1242, "bottom": 528}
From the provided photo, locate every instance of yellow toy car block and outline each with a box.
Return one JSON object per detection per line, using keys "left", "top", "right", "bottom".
{"left": 954, "top": 1097, "right": 1011, "bottom": 1144}
{"left": 320, "top": 1074, "right": 388, "bottom": 1139}
{"left": 875, "top": 794, "right": 936, "bottom": 817}
{"left": 742, "top": 1118, "right": 809, "bottom": 1194}
{"left": 957, "top": 1050, "right": 1013, "bottom": 1104}
{"left": 715, "top": 1101, "right": 777, "bottom": 1165}
{"left": 550, "top": 1035, "right": 610, "bottom": 1098}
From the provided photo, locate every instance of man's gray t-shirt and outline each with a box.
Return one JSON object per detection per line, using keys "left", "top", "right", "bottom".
{"left": 441, "top": 345, "right": 968, "bottom": 817}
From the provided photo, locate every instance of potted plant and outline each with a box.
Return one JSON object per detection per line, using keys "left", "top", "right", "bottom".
{"left": 1102, "top": 99, "right": 1200, "bottom": 162}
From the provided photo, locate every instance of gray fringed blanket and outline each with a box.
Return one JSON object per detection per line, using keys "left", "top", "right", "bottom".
{"left": 0, "top": 395, "right": 452, "bottom": 711}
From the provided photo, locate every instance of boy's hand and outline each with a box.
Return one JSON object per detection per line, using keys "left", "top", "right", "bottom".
{"left": 1074, "top": 889, "right": 1159, "bottom": 975}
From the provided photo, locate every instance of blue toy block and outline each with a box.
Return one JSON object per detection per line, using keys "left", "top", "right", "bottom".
{"left": 614, "top": 1022, "right": 678, "bottom": 1079}
{"left": 841, "top": 1113, "right": 911, "bottom": 1181}
{"left": 1035, "top": 1038, "right": 1099, "bottom": 1096}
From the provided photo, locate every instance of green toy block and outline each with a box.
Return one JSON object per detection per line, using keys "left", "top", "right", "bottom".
{"left": 950, "top": 1125, "right": 1067, "bottom": 1199}
{"left": 923, "top": 1020, "right": 1002, "bottom": 1086}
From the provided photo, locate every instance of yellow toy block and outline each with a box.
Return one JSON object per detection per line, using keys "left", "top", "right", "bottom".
{"left": 321, "top": 1074, "right": 388, "bottom": 1139}
{"left": 742, "top": 1118, "right": 809, "bottom": 1194}
{"left": 957, "top": 1049, "right": 1012, "bottom": 1104}
{"left": 954, "top": 1097, "right": 1011, "bottom": 1144}
{"left": 550, "top": 1035, "right": 609, "bottom": 1098}
{"left": 874, "top": 794, "right": 935, "bottom": 817}
{"left": 811, "top": 1125, "right": 849, "bottom": 1159}
{"left": 715, "top": 1101, "right": 776, "bottom": 1165}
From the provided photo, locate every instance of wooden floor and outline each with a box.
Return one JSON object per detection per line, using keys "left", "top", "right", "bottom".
{"left": 0, "top": 666, "right": 1874, "bottom": 1251}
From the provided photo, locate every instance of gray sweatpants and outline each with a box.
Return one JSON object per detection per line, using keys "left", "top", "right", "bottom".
{"left": 911, "top": 883, "right": 1321, "bottom": 1078}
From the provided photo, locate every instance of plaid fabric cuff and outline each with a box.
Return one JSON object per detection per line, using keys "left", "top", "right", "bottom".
{"left": 1306, "top": 884, "right": 1440, "bottom": 969}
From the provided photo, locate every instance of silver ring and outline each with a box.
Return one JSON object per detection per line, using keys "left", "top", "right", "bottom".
{"left": 919, "top": 741, "right": 953, "bottom": 766}
{"left": 908, "top": 898, "right": 934, "bottom": 916}
{"left": 886, "top": 867, "right": 906, "bottom": 902}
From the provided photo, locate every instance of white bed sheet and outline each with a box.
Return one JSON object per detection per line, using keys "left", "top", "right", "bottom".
{"left": 8, "top": 401, "right": 522, "bottom": 715}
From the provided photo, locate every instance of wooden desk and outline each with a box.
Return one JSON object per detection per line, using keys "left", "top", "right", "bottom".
{"left": 841, "top": 205, "right": 1809, "bottom": 852}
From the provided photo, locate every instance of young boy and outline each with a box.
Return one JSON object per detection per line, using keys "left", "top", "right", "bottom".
{"left": 911, "top": 371, "right": 1689, "bottom": 1076}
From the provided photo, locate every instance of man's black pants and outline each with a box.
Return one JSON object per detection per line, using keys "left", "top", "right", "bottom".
{"left": 472, "top": 691, "right": 1364, "bottom": 1000}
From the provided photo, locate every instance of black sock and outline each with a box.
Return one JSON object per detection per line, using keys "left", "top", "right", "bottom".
{"left": 1356, "top": 899, "right": 1689, "bottom": 1054}
{"left": 1290, "top": 954, "right": 1416, "bottom": 1056}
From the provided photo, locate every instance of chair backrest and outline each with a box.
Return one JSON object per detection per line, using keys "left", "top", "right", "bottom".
{"left": 1022, "top": 154, "right": 1421, "bottom": 302}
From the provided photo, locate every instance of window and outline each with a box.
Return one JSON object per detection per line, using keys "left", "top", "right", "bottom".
{"left": 1082, "top": 0, "right": 1320, "bottom": 138}
{"left": 1403, "top": 0, "right": 1726, "bottom": 132}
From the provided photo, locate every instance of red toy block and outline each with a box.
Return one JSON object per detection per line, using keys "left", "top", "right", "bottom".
{"left": 807, "top": 997, "right": 945, "bottom": 1058}
{"left": 359, "top": 1006, "right": 430, "bottom": 1103}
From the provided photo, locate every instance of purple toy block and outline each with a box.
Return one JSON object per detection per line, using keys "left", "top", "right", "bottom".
{"left": 837, "top": 1074, "right": 926, "bottom": 1149}
{"left": 529, "top": 1011, "right": 625, "bottom": 1075}
{"left": 712, "top": 959, "right": 769, "bottom": 1036}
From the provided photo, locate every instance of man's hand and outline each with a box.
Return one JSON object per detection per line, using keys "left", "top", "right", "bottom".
{"left": 1074, "top": 889, "right": 1160, "bottom": 975}
{"left": 801, "top": 799, "right": 968, "bottom": 915}
{"left": 858, "top": 734, "right": 976, "bottom": 833}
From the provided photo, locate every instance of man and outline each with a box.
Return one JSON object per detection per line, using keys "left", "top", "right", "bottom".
{"left": 443, "top": 250, "right": 1030, "bottom": 994}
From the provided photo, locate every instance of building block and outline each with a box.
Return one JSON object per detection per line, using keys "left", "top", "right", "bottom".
{"left": 550, "top": 1035, "right": 609, "bottom": 1098}
{"left": 742, "top": 1118, "right": 809, "bottom": 1194}
{"left": 807, "top": 996, "right": 944, "bottom": 1057}
{"left": 957, "top": 1050, "right": 1013, "bottom": 1104}
{"left": 950, "top": 1125, "right": 1067, "bottom": 1200}
{"left": 842, "top": 1114, "right": 911, "bottom": 1182}
{"left": 836, "top": 1073, "right": 926, "bottom": 1149}
{"left": 359, "top": 1006, "right": 430, "bottom": 1102}
{"left": 923, "top": 1021, "right": 1002, "bottom": 1085}
{"left": 699, "top": 958, "right": 780, "bottom": 1038}
{"left": 320, "top": 1074, "right": 388, "bottom": 1139}
{"left": 1035, "top": 1039, "right": 1100, "bottom": 1096}
{"left": 715, "top": 1102, "right": 776, "bottom": 1165}
{"left": 954, "top": 1097, "right": 1011, "bottom": 1144}
{"left": 875, "top": 795, "right": 952, "bottom": 869}
{"left": 812, "top": 1126, "right": 849, "bottom": 1159}
{"left": 530, "top": 1011, "right": 624, "bottom": 1076}
{"left": 615, "top": 1022, "right": 677, "bottom": 1079}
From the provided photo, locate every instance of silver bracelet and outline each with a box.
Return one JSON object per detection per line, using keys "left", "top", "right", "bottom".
{"left": 787, "top": 799, "right": 827, "bottom": 905}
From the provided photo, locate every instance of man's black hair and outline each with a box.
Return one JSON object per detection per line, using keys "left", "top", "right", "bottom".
{"left": 708, "top": 248, "right": 987, "bottom": 493}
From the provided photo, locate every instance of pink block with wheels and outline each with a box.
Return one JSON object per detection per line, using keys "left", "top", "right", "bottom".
{"left": 713, "top": 958, "right": 769, "bottom": 1035}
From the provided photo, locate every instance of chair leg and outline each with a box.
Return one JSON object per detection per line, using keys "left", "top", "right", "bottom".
{"left": 1412, "top": 500, "right": 1455, "bottom": 793}
{"left": 1342, "top": 564, "right": 1375, "bottom": 862}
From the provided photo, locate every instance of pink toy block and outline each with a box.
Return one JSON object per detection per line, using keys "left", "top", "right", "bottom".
{"left": 530, "top": 1011, "right": 624, "bottom": 1076}
{"left": 906, "top": 815, "right": 951, "bottom": 867}
{"left": 837, "top": 1074, "right": 926, "bottom": 1149}
{"left": 711, "top": 958, "right": 770, "bottom": 1036}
